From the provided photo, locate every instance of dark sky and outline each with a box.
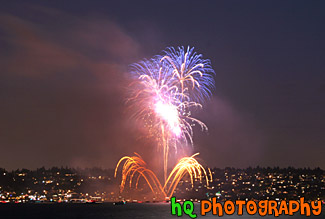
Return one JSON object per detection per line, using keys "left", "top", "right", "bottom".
{"left": 1, "top": 1, "right": 324, "bottom": 170}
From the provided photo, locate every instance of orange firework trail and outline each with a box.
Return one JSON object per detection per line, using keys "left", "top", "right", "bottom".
{"left": 115, "top": 153, "right": 212, "bottom": 199}
{"left": 115, "top": 46, "right": 215, "bottom": 199}
{"left": 163, "top": 153, "right": 212, "bottom": 198}
{"left": 114, "top": 153, "right": 165, "bottom": 197}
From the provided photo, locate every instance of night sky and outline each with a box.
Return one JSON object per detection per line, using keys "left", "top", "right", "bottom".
{"left": 1, "top": 1, "right": 324, "bottom": 170}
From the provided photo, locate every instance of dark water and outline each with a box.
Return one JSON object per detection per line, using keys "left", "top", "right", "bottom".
{"left": 0, "top": 203, "right": 323, "bottom": 219}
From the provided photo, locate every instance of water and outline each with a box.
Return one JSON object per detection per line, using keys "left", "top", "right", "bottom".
{"left": 0, "top": 203, "right": 323, "bottom": 218}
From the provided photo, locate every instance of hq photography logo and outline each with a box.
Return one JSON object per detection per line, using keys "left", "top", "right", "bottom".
{"left": 170, "top": 197, "right": 322, "bottom": 218}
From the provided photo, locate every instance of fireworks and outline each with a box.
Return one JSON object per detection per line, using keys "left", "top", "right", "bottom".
{"left": 115, "top": 46, "right": 215, "bottom": 199}
{"left": 163, "top": 153, "right": 212, "bottom": 198}
{"left": 115, "top": 153, "right": 212, "bottom": 198}
{"left": 128, "top": 46, "right": 214, "bottom": 144}
{"left": 114, "top": 153, "right": 164, "bottom": 196}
